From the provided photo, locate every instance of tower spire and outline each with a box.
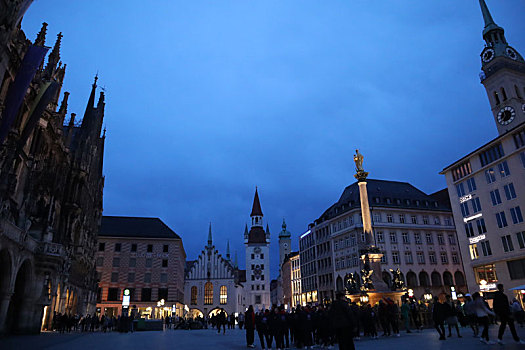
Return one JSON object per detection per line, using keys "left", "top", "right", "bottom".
{"left": 479, "top": 0, "right": 497, "bottom": 31}
{"left": 251, "top": 187, "right": 263, "bottom": 217}
{"left": 226, "top": 240, "right": 230, "bottom": 260}
{"left": 207, "top": 222, "right": 213, "bottom": 247}
{"left": 81, "top": 75, "right": 98, "bottom": 131}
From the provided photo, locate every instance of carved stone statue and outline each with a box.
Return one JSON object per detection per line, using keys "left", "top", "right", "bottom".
{"left": 361, "top": 263, "right": 374, "bottom": 292}
{"left": 354, "top": 149, "right": 364, "bottom": 173}
{"left": 344, "top": 272, "right": 360, "bottom": 294}
{"left": 390, "top": 268, "right": 406, "bottom": 291}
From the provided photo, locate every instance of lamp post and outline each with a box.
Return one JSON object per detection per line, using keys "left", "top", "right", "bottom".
{"left": 359, "top": 293, "right": 369, "bottom": 304}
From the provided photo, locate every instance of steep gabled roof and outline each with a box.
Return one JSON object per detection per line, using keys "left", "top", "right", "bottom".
{"left": 247, "top": 226, "right": 267, "bottom": 244}
{"left": 100, "top": 216, "right": 181, "bottom": 239}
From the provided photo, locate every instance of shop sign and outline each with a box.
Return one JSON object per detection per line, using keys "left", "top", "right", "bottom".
{"left": 469, "top": 234, "right": 486, "bottom": 244}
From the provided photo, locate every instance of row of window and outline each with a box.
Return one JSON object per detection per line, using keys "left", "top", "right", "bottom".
{"left": 376, "top": 231, "right": 455, "bottom": 245}
{"left": 97, "top": 257, "right": 169, "bottom": 268}
{"left": 251, "top": 284, "right": 265, "bottom": 291}
{"left": 331, "top": 213, "right": 451, "bottom": 233}
{"left": 485, "top": 161, "right": 511, "bottom": 184}
{"left": 381, "top": 250, "right": 458, "bottom": 265}
{"left": 501, "top": 231, "right": 525, "bottom": 252}
{"left": 464, "top": 218, "right": 487, "bottom": 238}
{"left": 190, "top": 284, "right": 227, "bottom": 305}
{"left": 495, "top": 206, "right": 524, "bottom": 228}
{"left": 98, "top": 242, "right": 170, "bottom": 253}
{"left": 459, "top": 197, "right": 482, "bottom": 217}
{"left": 489, "top": 183, "right": 517, "bottom": 205}
{"left": 98, "top": 287, "right": 168, "bottom": 302}
{"left": 109, "top": 271, "right": 169, "bottom": 283}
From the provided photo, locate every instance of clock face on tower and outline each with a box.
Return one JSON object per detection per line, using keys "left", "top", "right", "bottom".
{"left": 497, "top": 106, "right": 516, "bottom": 126}
{"left": 482, "top": 48, "right": 495, "bottom": 63}
{"left": 254, "top": 265, "right": 262, "bottom": 279}
{"left": 283, "top": 243, "right": 288, "bottom": 248}
{"left": 506, "top": 48, "right": 518, "bottom": 60}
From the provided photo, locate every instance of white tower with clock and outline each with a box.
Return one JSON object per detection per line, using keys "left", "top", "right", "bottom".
{"left": 245, "top": 188, "right": 271, "bottom": 310}
{"left": 479, "top": 0, "right": 525, "bottom": 134}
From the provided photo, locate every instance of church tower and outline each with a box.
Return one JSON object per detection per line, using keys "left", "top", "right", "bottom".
{"left": 478, "top": 0, "right": 525, "bottom": 134}
{"left": 278, "top": 218, "right": 291, "bottom": 270}
{"left": 244, "top": 188, "right": 271, "bottom": 310}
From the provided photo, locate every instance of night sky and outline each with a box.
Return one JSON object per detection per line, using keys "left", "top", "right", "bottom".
{"left": 22, "top": 1, "right": 525, "bottom": 278}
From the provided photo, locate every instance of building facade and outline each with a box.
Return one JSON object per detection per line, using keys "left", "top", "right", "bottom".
{"left": 0, "top": 14, "right": 105, "bottom": 334}
{"left": 96, "top": 217, "right": 185, "bottom": 319}
{"left": 244, "top": 188, "right": 271, "bottom": 310}
{"left": 185, "top": 225, "right": 246, "bottom": 318}
{"left": 281, "top": 251, "right": 300, "bottom": 309}
{"left": 441, "top": 1, "right": 525, "bottom": 299}
{"left": 301, "top": 179, "right": 466, "bottom": 302}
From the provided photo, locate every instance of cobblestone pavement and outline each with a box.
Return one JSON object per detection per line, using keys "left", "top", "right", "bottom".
{"left": 1, "top": 326, "right": 525, "bottom": 350}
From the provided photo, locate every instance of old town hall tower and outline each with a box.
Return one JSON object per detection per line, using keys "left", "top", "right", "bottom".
{"left": 244, "top": 188, "right": 271, "bottom": 310}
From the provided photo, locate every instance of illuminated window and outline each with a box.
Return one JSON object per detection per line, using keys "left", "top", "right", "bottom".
{"left": 474, "top": 264, "right": 497, "bottom": 283}
{"left": 191, "top": 286, "right": 198, "bottom": 305}
{"left": 220, "top": 286, "right": 227, "bottom": 304}
{"left": 204, "top": 282, "right": 213, "bottom": 305}
{"left": 469, "top": 244, "right": 479, "bottom": 260}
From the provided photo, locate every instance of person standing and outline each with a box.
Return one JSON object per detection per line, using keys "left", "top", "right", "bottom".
{"left": 329, "top": 292, "right": 356, "bottom": 350}
{"left": 463, "top": 294, "right": 479, "bottom": 337}
{"left": 444, "top": 295, "right": 461, "bottom": 338}
{"left": 401, "top": 299, "right": 411, "bottom": 333}
{"left": 238, "top": 312, "right": 245, "bottom": 330}
{"left": 245, "top": 306, "right": 256, "bottom": 348}
{"left": 493, "top": 284, "right": 525, "bottom": 345}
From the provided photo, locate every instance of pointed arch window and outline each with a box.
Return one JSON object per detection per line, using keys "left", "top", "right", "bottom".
{"left": 204, "top": 282, "right": 213, "bottom": 305}
{"left": 494, "top": 91, "right": 501, "bottom": 105}
{"left": 515, "top": 85, "right": 522, "bottom": 99}
{"left": 220, "top": 286, "right": 227, "bottom": 304}
{"left": 501, "top": 87, "right": 508, "bottom": 101}
{"left": 191, "top": 286, "right": 198, "bottom": 305}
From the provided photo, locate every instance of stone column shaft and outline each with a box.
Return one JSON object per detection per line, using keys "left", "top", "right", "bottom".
{"left": 358, "top": 181, "right": 374, "bottom": 245}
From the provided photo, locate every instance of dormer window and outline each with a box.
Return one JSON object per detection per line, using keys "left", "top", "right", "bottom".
{"left": 386, "top": 198, "right": 392, "bottom": 204}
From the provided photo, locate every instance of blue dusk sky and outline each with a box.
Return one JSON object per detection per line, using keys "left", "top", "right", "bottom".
{"left": 22, "top": 0, "right": 525, "bottom": 278}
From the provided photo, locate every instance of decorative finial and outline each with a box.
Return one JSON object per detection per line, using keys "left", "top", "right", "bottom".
{"left": 282, "top": 218, "right": 286, "bottom": 230}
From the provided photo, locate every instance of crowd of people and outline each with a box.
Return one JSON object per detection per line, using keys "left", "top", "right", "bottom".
{"left": 50, "top": 312, "right": 134, "bottom": 333}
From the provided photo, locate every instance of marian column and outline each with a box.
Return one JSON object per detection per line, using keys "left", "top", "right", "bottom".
{"left": 353, "top": 149, "right": 389, "bottom": 292}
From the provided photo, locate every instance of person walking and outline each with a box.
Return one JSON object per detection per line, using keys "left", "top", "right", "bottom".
{"left": 217, "top": 309, "right": 226, "bottom": 334}
{"left": 443, "top": 295, "right": 461, "bottom": 338}
{"left": 472, "top": 292, "right": 495, "bottom": 344}
{"left": 432, "top": 296, "right": 446, "bottom": 340}
{"left": 493, "top": 284, "right": 525, "bottom": 345}
{"left": 245, "top": 306, "right": 256, "bottom": 348}
{"left": 329, "top": 292, "right": 356, "bottom": 350}
{"left": 238, "top": 312, "right": 245, "bottom": 330}
{"left": 463, "top": 294, "right": 479, "bottom": 337}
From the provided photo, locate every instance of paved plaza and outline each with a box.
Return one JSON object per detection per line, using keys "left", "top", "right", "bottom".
{"left": 2, "top": 326, "right": 525, "bottom": 350}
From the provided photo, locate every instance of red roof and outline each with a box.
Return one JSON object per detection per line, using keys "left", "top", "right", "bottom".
{"left": 250, "top": 187, "right": 263, "bottom": 216}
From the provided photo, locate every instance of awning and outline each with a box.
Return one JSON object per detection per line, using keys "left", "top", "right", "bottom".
{"left": 509, "top": 285, "right": 525, "bottom": 291}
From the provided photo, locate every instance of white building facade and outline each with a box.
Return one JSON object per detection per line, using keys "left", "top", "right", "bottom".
{"left": 184, "top": 226, "right": 245, "bottom": 318}
{"left": 441, "top": 1, "right": 525, "bottom": 300}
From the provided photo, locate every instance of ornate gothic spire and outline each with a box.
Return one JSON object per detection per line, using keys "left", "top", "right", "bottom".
{"left": 44, "top": 32, "right": 62, "bottom": 77}
{"left": 207, "top": 222, "right": 213, "bottom": 248}
{"left": 59, "top": 91, "right": 69, "bottom": 115}
{"left": 34, "top": 22, "right": 48, "bottom": 46}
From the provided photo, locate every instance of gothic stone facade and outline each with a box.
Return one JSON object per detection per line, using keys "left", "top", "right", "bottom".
{"left": 0, "top": 15, "right": 105, "bottom": 333}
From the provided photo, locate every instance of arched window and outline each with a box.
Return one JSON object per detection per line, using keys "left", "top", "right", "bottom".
{"left": 443, "top": 271, "right": 454, "bottom": 286}
{"left": 191, "top": 286, "right": 198, "bottom": 305}
{"left": 454, "top": 271, "right": 466, "bottom": 286}
{"left": 204, "top": 282, "right": 213, "bottom": 305}
{"left": 515, "top": 85, "right": 522, "bottom": 99}
{"left": 336, "top": 276, "right": 343, "bottom": 292}
{"left": 406, "top": 271, "right": 418, "bottom": 288}
{"left": 494, "top": 91, "right": 501, "bottom": 105}
{"left": 220, "top": 285, "right": 227, "bottom": 304}
{"left": 431, "top": 271, "right": 442, "bottom": 287}
{"left": 501, "top": 87, "right": 508, "bottom": 101}
{"left": 419, "top": 271, "right": 430, "bottom": 287}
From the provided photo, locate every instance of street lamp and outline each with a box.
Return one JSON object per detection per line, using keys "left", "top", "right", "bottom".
{"left": 423, "top": 292, "right": 432, "bottom": 302}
